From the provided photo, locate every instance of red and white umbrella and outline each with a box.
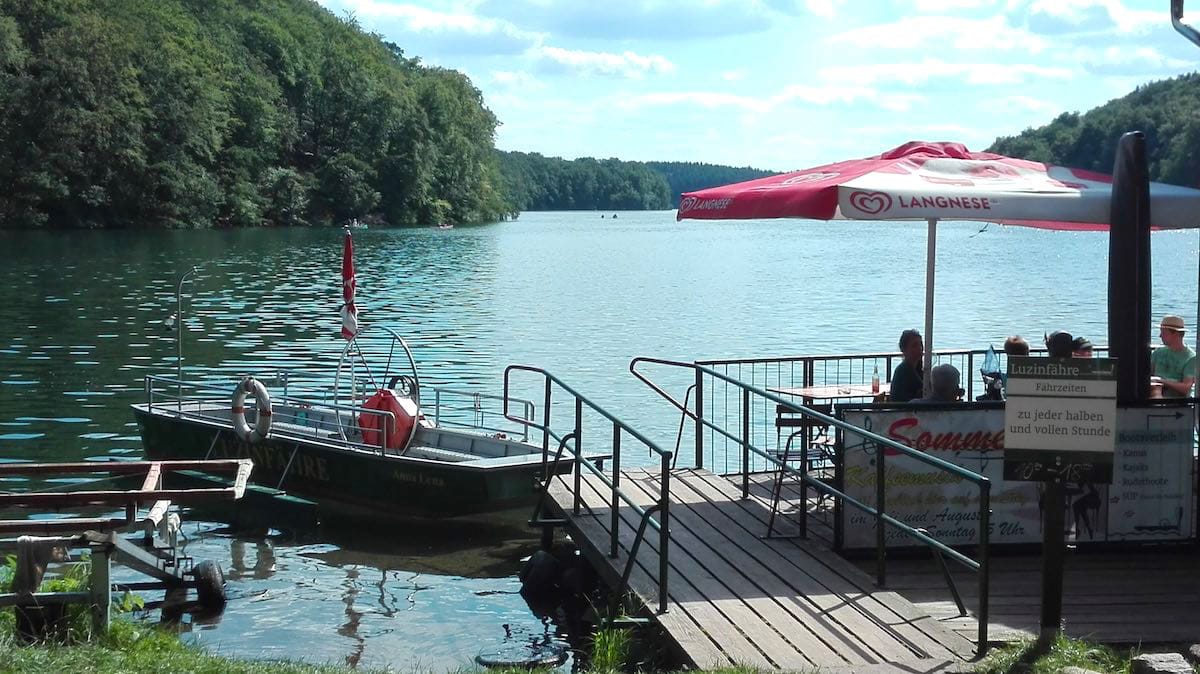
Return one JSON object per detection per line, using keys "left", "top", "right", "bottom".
{"left": 678, "top": 141, "right": 1200, "bottom": 229}
{"left": 340, "top": 228, "right": 359, "bottom": 339}
{"left": 677, "top": 141, "right": 1200, "bottom": 389}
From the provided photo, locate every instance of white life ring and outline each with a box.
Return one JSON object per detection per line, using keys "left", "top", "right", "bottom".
{"left": 232, "top": 377, "right": 272, "bottom": 443}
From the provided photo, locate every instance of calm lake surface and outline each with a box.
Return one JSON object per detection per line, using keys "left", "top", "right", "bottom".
{"left": 1, "top": 211, "right": 1198, "bottom": 669}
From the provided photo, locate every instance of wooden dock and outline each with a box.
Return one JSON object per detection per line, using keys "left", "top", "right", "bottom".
{"left": 546, "top": 467, "right": 975, "bottom": 672}
{"left": 755, "top": 473, "right": 1200, "bottom": 647}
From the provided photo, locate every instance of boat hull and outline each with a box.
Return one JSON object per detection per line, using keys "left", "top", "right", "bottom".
{"left": 133, "top": 406, "right": 555, "bottom": 520}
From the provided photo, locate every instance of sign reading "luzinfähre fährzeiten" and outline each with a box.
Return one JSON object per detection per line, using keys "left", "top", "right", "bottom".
{"left": 1003, "top": 356, "right": 1117, "bottom": 483}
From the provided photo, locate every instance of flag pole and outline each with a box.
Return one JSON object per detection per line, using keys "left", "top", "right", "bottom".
{"left": 923, "top": 218, "right": 937, "bottom": 397}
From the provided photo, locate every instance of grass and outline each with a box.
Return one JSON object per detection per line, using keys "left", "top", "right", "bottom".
{"left": 1, "top": 627, "right": 1195, "bottom": 674}
{"left": 589, "top": 627, "right": 631, "bottom": 672}
{"left": 1, "top": 562, "right": 1193, "bottom": 674}
{"left": 974, "top": 633, "right": 1140, "bottom": 674}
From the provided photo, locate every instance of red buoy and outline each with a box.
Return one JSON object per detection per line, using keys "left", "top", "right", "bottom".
{"left": 359, "top": 389, "right": 419, "bottom": 450}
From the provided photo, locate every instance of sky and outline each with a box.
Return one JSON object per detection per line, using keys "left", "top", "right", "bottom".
{"left": 314, "top": 0, "right": 1200, "bottom": 171}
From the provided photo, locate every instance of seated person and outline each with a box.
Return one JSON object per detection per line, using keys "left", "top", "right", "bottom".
{"left": 1152, "top": 315, "right": 1196, "bottom": 398}
{"left": 1045, "top": 330, "right": 1074, "bottom": 358}
{"left": 1072, "top": 336, "right": 1094, "bottom": 358}
{"left": 913, "top": 364, "right": 963, "bottom": 404}
{"left": 890, "top": 329, "right": 924, "bottom": 403}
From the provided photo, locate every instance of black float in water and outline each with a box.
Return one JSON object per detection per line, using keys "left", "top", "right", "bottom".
{"left": 1108, "top": 131, "right": 1152, "bottom": 403}
{"left": 475, "top": 643, "right": 569, "bottom": 669}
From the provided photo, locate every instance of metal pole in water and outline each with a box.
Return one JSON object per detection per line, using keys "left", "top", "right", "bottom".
{"left": 176, "top": 266, "right": 198, "bottom": 411}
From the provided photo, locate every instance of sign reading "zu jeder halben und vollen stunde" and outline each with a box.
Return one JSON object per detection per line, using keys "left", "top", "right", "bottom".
{"left": 1003, "top": 356, "right": 1117, "bottom": 483}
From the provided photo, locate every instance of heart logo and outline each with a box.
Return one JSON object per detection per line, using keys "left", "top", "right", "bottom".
{"left": 849, "top": 190, "right": 891, "bottom": 215}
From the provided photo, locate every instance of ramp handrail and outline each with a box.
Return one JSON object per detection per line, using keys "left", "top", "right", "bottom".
{"left": 503, "top": 364, "right": 672, "bottom": 614}
{"left": 630, "top": 356, "right": 991, "bottom": 657}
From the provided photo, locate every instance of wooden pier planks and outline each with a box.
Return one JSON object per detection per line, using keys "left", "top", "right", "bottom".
{"left": 546, "top": 467, "right": 972, "bottom": 671}
{"left": 874, "top": 546, "right": 1200, "bottom": 644}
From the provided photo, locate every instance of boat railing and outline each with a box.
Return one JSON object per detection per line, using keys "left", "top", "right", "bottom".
{"left": 630, "top": 356, "right": 991, "bottom": 658}
{"left": 144, "top": 375, "right": 404, "bottom": 454}
{"left": 145, "top": 375, "right": 539, "bottom": 452}
{"left": 428, "top": 387, "right": 535, "bottom": 442}
{"left": 503, "top": 365, "right": 672, "bottom": 615}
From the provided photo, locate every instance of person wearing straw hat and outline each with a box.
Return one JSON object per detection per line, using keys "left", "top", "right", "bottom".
{"left": 1151, "top": 315, "right": 1196, "bottom": 398}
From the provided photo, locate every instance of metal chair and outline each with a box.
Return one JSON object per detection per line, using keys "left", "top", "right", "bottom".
{"left": 767, "top": 403, "right": 835, "bottom": 537}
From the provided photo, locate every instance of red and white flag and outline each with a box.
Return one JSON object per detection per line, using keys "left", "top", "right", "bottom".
{"left": 340, "top": 229, "right": 358, "bottom": 339}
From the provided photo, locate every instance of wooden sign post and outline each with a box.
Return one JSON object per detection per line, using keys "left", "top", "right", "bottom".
{"left": 1002, "top": 356, "right": 1117, "bottom": 644}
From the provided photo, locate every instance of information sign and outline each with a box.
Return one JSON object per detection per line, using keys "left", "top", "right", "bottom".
{"left": 1003, "top": 356, "right": 1117, "bottom": 483}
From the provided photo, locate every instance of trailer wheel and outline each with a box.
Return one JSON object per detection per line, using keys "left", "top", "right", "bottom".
{"left": 191, "top": 560, "right": 226, "bottom": 610}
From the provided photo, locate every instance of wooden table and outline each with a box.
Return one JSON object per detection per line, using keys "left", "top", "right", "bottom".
{"left": 768, "top": 383, "right": 889, "bottom": 401}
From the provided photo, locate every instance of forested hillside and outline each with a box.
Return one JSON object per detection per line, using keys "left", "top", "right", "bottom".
{"left": 988, "top": 73, "right": 1200, "bottom": 186}
{"left": 497, "top": 152, "right": 777, "bottom": 211}
{"left": 497, "top": 151, "right": 671, "bottom": 211}
{"left": 0, "top": 0, "right": 509, "bottom": 228}
{"left": 644, "top": 161, "right": 778, "bottom": 208}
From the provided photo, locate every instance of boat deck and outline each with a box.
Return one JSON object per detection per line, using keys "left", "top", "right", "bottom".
{"left": 546, "top": 467, "right": 973, "bottom": 672}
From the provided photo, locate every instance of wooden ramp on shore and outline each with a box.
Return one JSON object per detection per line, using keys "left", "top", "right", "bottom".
{"left": 545, "top": 467, "right": 975, "bottom": 672}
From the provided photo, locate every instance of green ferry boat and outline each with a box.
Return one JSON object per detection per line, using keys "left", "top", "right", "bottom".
{"left": 133, "top": 327, "right": 575, "bottom": 520}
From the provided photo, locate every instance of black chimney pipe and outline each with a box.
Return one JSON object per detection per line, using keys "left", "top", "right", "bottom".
{"left": 1108, "top": 131, "right": 1152, "bottom": 403}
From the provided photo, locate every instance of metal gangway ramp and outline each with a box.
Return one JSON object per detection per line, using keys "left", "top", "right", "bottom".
{"left": 546, "top": 466, "right": 974, "bottom": 672}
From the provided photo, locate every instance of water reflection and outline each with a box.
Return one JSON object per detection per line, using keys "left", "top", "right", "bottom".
{"left": 228, "top": 537, "right": 276, "bottom": 581}
{"left": 338, "top": 566, "right": 365, "bottom": 669}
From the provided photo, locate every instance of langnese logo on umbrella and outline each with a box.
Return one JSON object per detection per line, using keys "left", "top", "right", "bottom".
{"left": 848, "top": 190, "right": 892, "bottom": 215}
{"left": 678, "top": 196, "right": 733, "bottom": 213}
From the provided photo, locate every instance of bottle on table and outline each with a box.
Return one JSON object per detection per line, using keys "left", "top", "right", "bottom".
{"left": 871, "top": 365, "right": 881, "bottom": 394}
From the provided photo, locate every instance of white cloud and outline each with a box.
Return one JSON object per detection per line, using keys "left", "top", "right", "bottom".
{"left": 322, "top": 1, "right": 541, "bottom": 54}
{"left": 1023, "top": 0, "right": 1160, "bottom": 35}
{"left": 618, "top": 92, "right": 771, "bottom": 113}
{"left": 986, "top": 94, "right": 1061, "bottom": 114}
{"left": 490, "top": 70, "right": 546, "bottom": 91}
{"left": 830, "top": 15, "right": 1048, "bottom": 52}
{"left": 721, "top": 70, "right": 746, "bottom": 82}
{"left": 819, "top": 60, "right": 1073, "bottom": 86}
{"left": 911, "top": 0, "right": 997, "bottom": 10}
{"left": 804, "top": 0, "right": 843, "bottom": 19}
{"left": 532, "top": 46, "right": 675, "bottom": 79}
{"left": 477, "top": 0, "right": 775, "bottom": 40}
{"left": 618, "top": 83, "right": 924, "bottom": 114}
{"left": 1078, "top": 45, "right": 1192, "bottom": 76}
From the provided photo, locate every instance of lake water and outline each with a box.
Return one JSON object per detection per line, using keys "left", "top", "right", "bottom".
{"left": 1, "top": 211, "right": 1198, "bottom": 669}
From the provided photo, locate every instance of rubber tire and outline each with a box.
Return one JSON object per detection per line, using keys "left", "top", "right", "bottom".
{"left": 192, "top": 560, "right": 226, "bottom": 610}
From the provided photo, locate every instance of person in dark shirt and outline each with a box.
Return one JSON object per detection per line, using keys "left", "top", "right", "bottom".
{"left": 1045, "top": 330, "right": 1074, "bottom": 358}
{"left": 890, "top": 329, "right": 924, "bottom": 402}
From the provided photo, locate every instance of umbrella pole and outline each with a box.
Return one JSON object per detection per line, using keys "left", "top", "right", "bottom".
{"left": 923, "top": 218, "right": 937, "bottom": 397}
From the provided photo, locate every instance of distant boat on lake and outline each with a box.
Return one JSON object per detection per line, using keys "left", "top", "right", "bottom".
{"left": 434, "top": 222, "right": 454, "bottom": 229}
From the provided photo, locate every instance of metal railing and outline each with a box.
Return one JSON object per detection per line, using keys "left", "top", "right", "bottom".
{"left": 631, "top": 356, "right": 991, "bottom": 657}
{"left": 503, "top": 365, "right": 672, "bottom": 614}
{"left": 690, "top": 346, "right": 1105, "bottom": 474}
{"left": 429, "top": 387, "right": 534, "bottom": 442}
